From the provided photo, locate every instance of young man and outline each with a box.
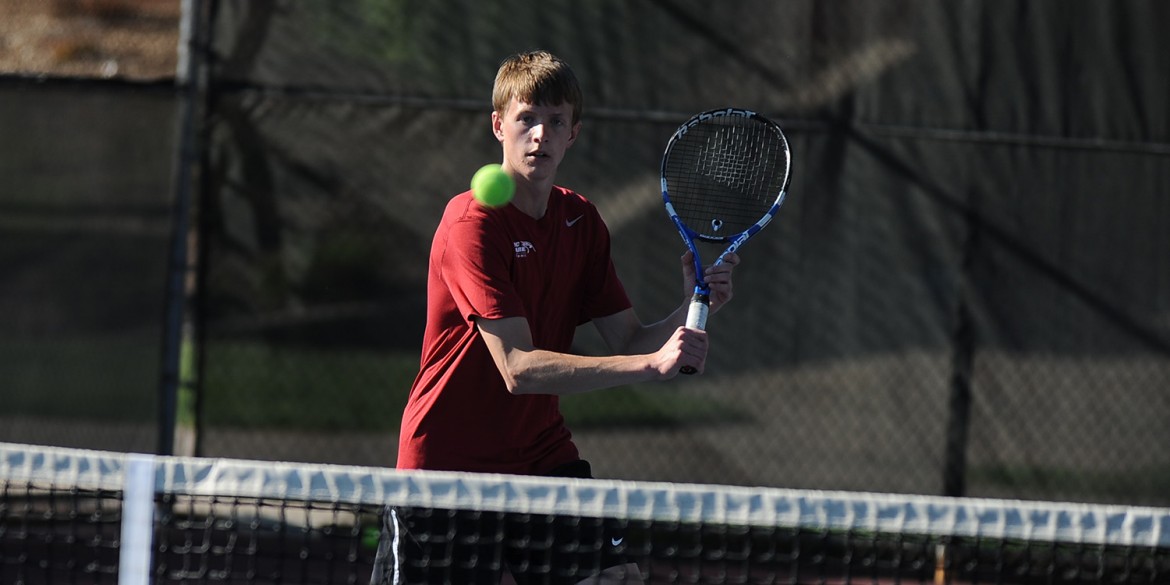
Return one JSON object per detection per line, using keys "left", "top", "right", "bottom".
{"left": 374, "top": 50, "right": 739, "bottom": 584}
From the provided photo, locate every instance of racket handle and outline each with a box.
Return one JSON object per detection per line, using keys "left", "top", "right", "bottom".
{"left": 685, "top": 291, "right": 710, "bottom": 330}
{"left": 680, "top": 292, "right": 710, "bottom": 375}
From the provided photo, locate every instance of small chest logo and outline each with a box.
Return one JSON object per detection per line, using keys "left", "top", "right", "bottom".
{"left": 513, "top": 240, "right": 535, "bottom": 258}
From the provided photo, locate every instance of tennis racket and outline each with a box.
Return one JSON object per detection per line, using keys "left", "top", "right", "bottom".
{"left": 661, "top": 108, "right": 792, "bottom": 374}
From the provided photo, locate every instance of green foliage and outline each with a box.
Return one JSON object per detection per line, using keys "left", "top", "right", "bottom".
{"left": 561, "top": 387, "right": 746, "bottom": 429}
{"left": 0, "top": 337, "right": 159, "bottom": 421}
{"left": 198, "top": 341, "right": 745, "bottom": 431}
{"left": 200, "top": 342, "right": 416, "bottom": 431}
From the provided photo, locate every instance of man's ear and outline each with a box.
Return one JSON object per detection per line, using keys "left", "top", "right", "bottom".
{"left": 491, "top": 111, "right": 505, "bottom": 142}
{"left": 566, "top": 121, "right": 582, "bottom": 148}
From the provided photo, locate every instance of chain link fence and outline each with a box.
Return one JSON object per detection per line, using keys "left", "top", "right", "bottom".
{"left": 3, "top": 0, "right": 1168, "bottom": 507}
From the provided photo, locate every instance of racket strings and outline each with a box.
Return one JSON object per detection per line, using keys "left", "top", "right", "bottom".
{"left": 665, "top": 117, "right": 789, "bottom": 238}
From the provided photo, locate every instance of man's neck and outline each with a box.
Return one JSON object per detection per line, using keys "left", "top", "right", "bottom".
{"left": 511, "top": 177, "right": 554, "bottom": 219}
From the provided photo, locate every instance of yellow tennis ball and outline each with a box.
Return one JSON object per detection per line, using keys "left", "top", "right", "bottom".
{"left": 470, "top": 164, "right": 515, "bottom": 208}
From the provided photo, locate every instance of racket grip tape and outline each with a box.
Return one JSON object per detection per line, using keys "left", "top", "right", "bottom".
{"left": 685, "top": 293, "right": 710, "bottom": 330}
{"left": 680, "top": 292, "right": 710, "bottom": 375}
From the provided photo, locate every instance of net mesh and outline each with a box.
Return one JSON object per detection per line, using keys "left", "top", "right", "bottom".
{"left": 662, "top": 111, "right": 791, "bottom": 239}
{"left": 3, "top": 442, "right": 1169, "bottom": 585}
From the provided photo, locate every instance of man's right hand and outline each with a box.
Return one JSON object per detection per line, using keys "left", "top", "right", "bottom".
{"left": 651, "top": 326, "right": 708, "bottom": 378}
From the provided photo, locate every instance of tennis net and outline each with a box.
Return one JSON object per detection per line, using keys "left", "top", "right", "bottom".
{"left": 2, "top": 441, "right": 1168, "bottom": 584}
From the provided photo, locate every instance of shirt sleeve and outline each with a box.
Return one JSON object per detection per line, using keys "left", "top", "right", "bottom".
{"left": 438, "top": 213, "right": 527, "bottom": 323}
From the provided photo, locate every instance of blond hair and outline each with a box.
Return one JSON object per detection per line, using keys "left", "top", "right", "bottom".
{"left": 492, "top": 50, "right": 583, "bottom": 124}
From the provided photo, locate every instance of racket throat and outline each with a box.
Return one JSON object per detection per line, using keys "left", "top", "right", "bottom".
{"left": 685, "top": 291, "right": 710, "bottom": 330}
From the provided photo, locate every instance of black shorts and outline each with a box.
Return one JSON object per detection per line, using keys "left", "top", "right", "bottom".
{"left": 371, "top": 460, "right": 636, "bottom": 584}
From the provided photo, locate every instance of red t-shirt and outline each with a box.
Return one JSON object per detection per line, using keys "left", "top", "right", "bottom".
{"left": 396, "top": 186, "right": 633, "bottom": 475}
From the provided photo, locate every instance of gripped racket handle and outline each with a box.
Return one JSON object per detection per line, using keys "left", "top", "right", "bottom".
{"left": 680, "top": 291, "right": 710, "bottom": 375}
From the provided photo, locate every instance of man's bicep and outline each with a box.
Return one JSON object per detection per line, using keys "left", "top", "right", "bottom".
{"left": 475, "top": 316, "right": 536, "bottom": 361}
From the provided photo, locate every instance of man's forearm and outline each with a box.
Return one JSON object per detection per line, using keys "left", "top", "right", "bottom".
{"left": 501, "top": 348, "right": 661, "bottom": 396}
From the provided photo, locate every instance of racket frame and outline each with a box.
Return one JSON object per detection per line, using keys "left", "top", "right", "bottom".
{"left": 660, "top": 107, "right": 792, "bottom": 333}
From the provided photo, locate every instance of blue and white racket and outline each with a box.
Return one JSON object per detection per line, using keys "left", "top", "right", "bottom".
{"left": 661, "top": 108, "right": 792, "bottom": 374}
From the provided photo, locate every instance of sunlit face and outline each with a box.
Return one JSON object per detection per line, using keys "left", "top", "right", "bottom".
{"left": 492, "top": 97, "right": 580, "bottom": 184}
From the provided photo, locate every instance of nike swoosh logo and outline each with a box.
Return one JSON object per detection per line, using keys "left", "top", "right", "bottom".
{"left": 610, "top": 537, "right": 623, "bottom": 546}
{"left": 566, "top": 215, "right": 584, "bottom": 227}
